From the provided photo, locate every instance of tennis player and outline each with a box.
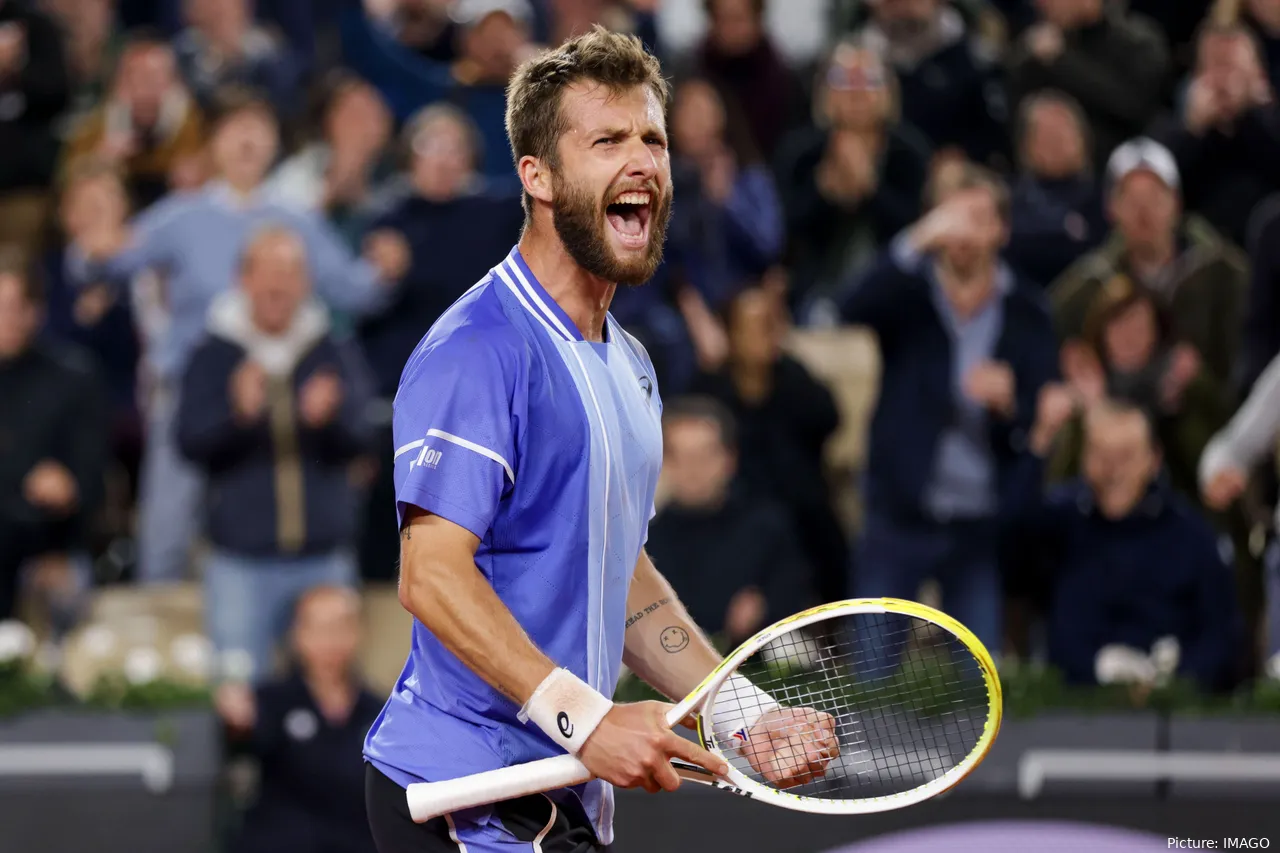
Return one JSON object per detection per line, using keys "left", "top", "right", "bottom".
{"left": 363, "top": 28, "right": 836, "bottom": 853}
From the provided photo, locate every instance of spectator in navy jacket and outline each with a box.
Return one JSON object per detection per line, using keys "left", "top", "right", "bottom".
{"left": 840, "top": 164, "right": 1059, "bottom": 657}
{"left": 1015, "top": 389, "right": 1241, "bottom": 691}
{"left": 854, "top": 0, "right": 1008, "bottom": 168}
{"left": 217, "top": 585, "right": 380, "bottom": 853}
{"left": 178, "top": 226, "right": 373, "bottom": 684}
{"left": 1005, "top": 90, "right": 1106, "bottom": 289}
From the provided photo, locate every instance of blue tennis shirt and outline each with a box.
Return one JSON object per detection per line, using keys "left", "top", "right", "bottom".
{"left": 363, "top": 248, "right": 664, "bottom": 843}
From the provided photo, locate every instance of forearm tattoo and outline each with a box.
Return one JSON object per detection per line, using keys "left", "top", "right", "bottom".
{"left": 625, "top": 597, "right": 670, "bottom": 630}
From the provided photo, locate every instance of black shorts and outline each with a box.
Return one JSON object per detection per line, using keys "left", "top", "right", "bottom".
{"left": 365, "top": 765, "right": 611, "bottom": 853}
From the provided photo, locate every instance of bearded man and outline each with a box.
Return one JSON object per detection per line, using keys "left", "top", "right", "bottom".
{"left": 361, "top": 27, "right": 837, "bottom": 853}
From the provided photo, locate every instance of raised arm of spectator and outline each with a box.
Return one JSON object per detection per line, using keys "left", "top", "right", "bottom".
{"left": 1180, "top": 518, "right": 1243, "bottom": 691}
{"left": 176, "top": 345, "right": 270, "bottom": 474}
{"left": 1003, "top": 383, "right": 1079, "bottom": 540}
{"left": 295, "top": 211, "right": 400, "bottom": 317}
{"left": 834, "top": 233, "right": 920, "bottom": 336}
{"left": 1200, "top": 347, "right": 1280, "bottom": 492}
{"left": 337, "top": 0, "right": 451, "bottom": 122}
{"left": 66, "top": 195, "right": 186, "bottom": 290}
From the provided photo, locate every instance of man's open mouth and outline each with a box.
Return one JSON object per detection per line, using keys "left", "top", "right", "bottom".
{"left": 605, "top": 191, "right": 653, "bottom": 250}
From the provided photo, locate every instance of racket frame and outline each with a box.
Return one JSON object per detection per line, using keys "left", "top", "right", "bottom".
{"left": 404, "top": 597, "right": 1002, "bottom": 821}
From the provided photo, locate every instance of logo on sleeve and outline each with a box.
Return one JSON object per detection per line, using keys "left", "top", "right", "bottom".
{"left": 411, "top": 446, "right": 443, "bottom": 471}
{"left": 638, "top": 375, "right": 653, "bottom": 399}
{"left": 557, "top": 711, "right": 574, "bottom": 739}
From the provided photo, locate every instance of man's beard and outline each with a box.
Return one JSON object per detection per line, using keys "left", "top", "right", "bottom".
{"left": 551, "top": 173, "right": 672, "bottom": 287}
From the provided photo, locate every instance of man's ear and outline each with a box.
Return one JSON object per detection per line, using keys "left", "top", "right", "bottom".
{"left": 519, "top": 155, "right": 553, "bottom": 206}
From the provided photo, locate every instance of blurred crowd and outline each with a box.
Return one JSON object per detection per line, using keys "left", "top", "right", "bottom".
{"left": 6, "top": 0, "right": 1280, "bottom": 845}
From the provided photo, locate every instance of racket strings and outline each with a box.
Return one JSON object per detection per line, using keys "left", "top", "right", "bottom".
{"left": 708, "top": 612, "right": 991, "bottom": 802}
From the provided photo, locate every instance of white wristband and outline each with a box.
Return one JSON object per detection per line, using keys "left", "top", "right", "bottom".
{"left": 517, "top": 667, "right": 613, "bottom": 755}
{"left": 710, "top": 673, "right": 781, "bottom": 752}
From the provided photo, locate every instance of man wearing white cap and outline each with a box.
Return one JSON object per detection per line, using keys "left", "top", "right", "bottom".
{"left": 1050, "top": 136, "right": 1248, "bottom": 387}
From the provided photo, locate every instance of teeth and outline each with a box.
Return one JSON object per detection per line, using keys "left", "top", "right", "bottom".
{"left": 614, "top": 192, "right": 650, "bottom": 206}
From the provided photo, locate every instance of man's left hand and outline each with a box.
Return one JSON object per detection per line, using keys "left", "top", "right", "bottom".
{"left": 742, "top": 706, "right": 840, "bottom": 788}
{"left": 299, "top": 370, "right": 344, "bottom": 428}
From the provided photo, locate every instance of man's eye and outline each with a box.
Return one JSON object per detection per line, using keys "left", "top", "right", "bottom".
{"left": 595, "top": 138, "right": 618, "bottom": 146}
{"left": 644, "top": 137, "right": 667, "bottom": 148}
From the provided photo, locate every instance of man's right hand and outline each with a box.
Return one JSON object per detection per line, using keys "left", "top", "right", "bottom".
{"left": 229, "top": 360, "right": 268, "bottom": 424}
{"left": 1030, "top": 382, "right": 1077, "bottom": 456}
{"left": 1203, "top": 466, "right": 1246, "bottom": 511}
{"left": 906, "top": 190, "right": 984, "bottom": 254}
{"left": 577, "top": 701, "right": 729, "bottom": 794}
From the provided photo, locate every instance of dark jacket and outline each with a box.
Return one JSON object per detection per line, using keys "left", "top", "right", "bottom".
{"left": 1242, "top": 194, "right": 1280, "bottom": 393}
{"left": 177, "top": 293, "right": 374, "bottom": 557}
{"left": 1005, "top": 173, "right": 1107, "bottom": 289}
{"left": 234, "top": 672, "right": 381, "bottom": 853}
{"left": 0, "top": 341, "right": 107, "bottom": 539}
{"left": 358, "top": 182, "right": 523, "bottom": 398}
{"left": 0, "top": 0, "right": 69, "bottom": 191}
{"left": 1009, "top": 455, "right": 1242, "bottom": 691}
{"left": 646, "top": 490, "right": 813, "bottom": 644}
{"left": 695, "top": 35, "right": 805, "bottom": 162}
{"left": 1151, "top": 103, "right": 1280, "bottom": 247}
{"left": 1007, "top": 9, "right": 1170, "bottom": 165}
{"left": 839, "top": 244, "right": 1059, "bottom": 522}
{"left": 689, "top": 356, "right": 847, "bottom": 597}
{"left": 1049, "top": 216, "right": 1249, "bottom": 386}
{"left": 776, "top": 123, "right": 932, "bottom": 305}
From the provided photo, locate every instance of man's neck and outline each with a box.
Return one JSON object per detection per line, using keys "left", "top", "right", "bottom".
{"left": 221, "top": 176, "right": 260, "bottom": 200}
{"left": 518, "top": 226, "right": 615, "bottom": 343}
{"left": 1127, "top": 237, "right": 1176, "bottom": 281}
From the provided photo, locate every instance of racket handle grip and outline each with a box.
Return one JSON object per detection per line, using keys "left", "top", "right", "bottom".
{"left": 405, "top": 753, "right": 593, "bottom": 823}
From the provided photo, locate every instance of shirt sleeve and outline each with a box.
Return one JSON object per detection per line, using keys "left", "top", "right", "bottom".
{"left": 391, "top": 332, "right": 524, "bottom": 539}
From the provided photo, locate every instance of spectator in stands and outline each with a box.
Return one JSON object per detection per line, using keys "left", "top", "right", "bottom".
{"left": 62, "top": 30, "right": 207, "bottom": 210}
{"left": 178, "top": 226, "right": 373, "bottom": 683}
{"left": 854, "top": 0, "right": 1007, "bottom": 169}
{"left": 0, "top": 0, "right": 70, "bottom": 251}
{"left": 611, "top": 75, "right": 782, "bottom": 393}
{"left": 66, "top": 86, "right": 407, "bottom": 585}
{"left": 1007, "top": 0, "right": 1170, "bottom": 167}
{"left": 1151, "top": 19, "right": 1280, "bottom": 247}
{"left": 1244, "top": 0, "right": 1280, "bottom": 96}
{"left": 217, "top": 585, "right": 380, "bottom": 853}
{"left": 354, "top": 103, "right": 522, "bottom": 581}
{"left": 1200, "top": 344, "right": 1280, "bottom": 681}
{"left": 687, "top": 286, "right": 847, "bottom": 603}
{"left": 1045, "top": 276, "right": 1229, "bottom": 506}
{"left": 545, "top": 0, "right": 662, "bottom": 56}
{"left": 0, "top": 250, "right": 107, "bottom": 622}
{"left": 1051, "top": 137, "right": 1247, "bottom": 388}
{"left": 692, "top": 0, "right": 803, "bottom": 162}
{"left": 1020, "top": 391, "right": 1240, "bottom": 692}
{"left": 43, "top": 163, "right": 144, "bottom": 524}
{"left": 776, "top": 40, "right": 932, "bottom": 312}
{"left": 1005, "top": 90, "right": 1106, "bottom": 289}
{"left": 265, "top": 71, "right": 394, "bottom": 241}
{"left": 43, "top": 0, "right": 120, "bottom": 127}
{"left": 646, "top": 397, "right": 813, "bottom": 645}
{"left": 339, "top": 0, "right": 534, "bottom": 186}
{"left": 839, "top": 165, "right": 1058, "bottom": 656}
{"left": 174, "top": 0, "right": 303, "bottom": 116}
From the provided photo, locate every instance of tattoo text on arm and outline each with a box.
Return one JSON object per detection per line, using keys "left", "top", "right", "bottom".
{"left": 625, "top": 597, "right": 670, "bottom": 630}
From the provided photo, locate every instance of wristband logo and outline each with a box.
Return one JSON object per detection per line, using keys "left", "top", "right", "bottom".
{"left": 557, "top": 711, "right": 574, "bottom": 739}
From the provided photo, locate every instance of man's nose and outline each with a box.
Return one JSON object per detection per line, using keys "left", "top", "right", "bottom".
{"left": 623, "top": 139, "right": 660, "bottom": 181}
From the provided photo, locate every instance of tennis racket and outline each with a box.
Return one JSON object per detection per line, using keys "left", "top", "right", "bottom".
{"left": 406, "top": 597, "right": 1002, "bottom": 822}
